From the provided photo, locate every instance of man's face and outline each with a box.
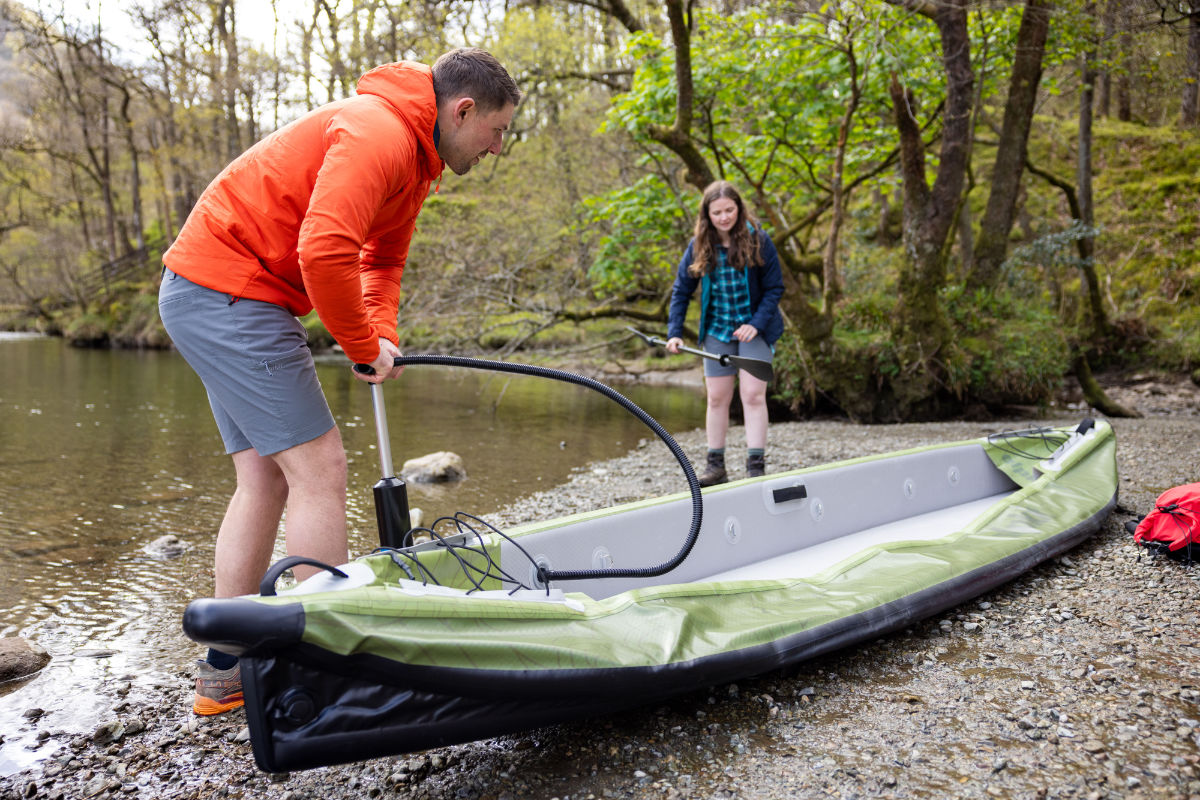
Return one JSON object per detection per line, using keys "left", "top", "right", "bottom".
{"left": 437, "top": 99, "right": 516, "bottom": 176}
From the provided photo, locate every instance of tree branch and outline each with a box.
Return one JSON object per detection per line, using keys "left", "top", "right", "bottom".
{"left": 528, "top": 66, "right": 633, "bottom": 92}
{"left": 646, "top": 0, "right": 714, "bottom": 190}
{"left": 880, "top": 0, "right": 939, "bottom": 21}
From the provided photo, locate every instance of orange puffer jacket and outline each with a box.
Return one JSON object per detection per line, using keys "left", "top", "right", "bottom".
{"left": 163, "top": 61, "right": 443, "bottom": 364}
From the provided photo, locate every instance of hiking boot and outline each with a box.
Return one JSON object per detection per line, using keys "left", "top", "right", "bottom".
{"left": 697, "top": 451, "right": 728, "bottom": 487}
{"left": 746, "top": 453, "right": 766, "bottom": 478}
{"left": 193, "top": 659, "right": 244, "bottom": 716}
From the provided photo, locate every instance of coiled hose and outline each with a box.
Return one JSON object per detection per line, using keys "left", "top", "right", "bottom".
{"left": 380, "top": 354, "right": 703, "bottom": 586}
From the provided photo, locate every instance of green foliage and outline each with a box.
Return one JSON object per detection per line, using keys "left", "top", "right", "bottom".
{"left": 771, "top": 281, "right": 1071, "bottom": 418}
{"left": 581, "top": 175, "right": 692, "bottom": 297}
{"left": 112, "top": 289, "right": 171, "bottom": 348}
{"left": 603, "top": 7, "right": 937, "bottom": 226}
{"left": 63, "top": 312, "right": 110, "bottom": 346}
{"left": 943, "top": 285, "right": 1072, "bottom": 403}
{"left": 998, "top": 220, "right": 1101, "bottom": 300}
{"left": 838, "top": 291, "right": 894, "bottom": 333}
{"left": 1020, "top": 119, "right": 1200, "bottom": 368}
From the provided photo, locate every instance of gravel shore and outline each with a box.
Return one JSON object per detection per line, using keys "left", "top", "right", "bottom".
{"left": 2, "top": 379, "right": 1199, "bottom": 800}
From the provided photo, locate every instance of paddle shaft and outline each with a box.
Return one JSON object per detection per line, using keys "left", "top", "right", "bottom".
{"left": 632, "top": 330, "right": 774, "bottom": 383}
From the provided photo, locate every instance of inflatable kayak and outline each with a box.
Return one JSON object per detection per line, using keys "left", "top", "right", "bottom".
{"left": 183, "top": 370, "right": 1117, "bottom": 772}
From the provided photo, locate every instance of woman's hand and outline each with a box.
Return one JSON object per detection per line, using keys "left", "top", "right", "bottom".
{"left": 665, "top": 337, "right": 684, "bottom": 354}
{"left": 733, "top": 324, "right": 759, "bottom": 342}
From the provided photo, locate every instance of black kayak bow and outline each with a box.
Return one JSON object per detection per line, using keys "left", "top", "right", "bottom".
{"left": 626, "top": 327, "right": 774, "bottom": 383}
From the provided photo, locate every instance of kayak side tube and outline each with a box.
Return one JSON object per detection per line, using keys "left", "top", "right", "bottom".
{"left": 183, "top": 598, "right": 305, "bottom": 657}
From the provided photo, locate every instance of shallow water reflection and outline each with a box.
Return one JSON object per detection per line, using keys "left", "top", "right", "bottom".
{"left": 0, "top": 336, "right": 704, "bottom": 773}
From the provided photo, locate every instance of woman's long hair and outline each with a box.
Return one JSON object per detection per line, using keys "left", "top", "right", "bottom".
{"left": 688, "top": 181, "right": 762, "bottom": 278}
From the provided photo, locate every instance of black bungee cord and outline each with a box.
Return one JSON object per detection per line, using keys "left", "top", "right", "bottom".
{"left": 985, "top": 426, "right": 1070, "bottom": 460}
{"left": 984, "top": 419, "right": 1095, "bottom": 461}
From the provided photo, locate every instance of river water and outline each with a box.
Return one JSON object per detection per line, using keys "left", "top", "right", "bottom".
{"left": 0, "top": 334, "right": 704, "bottom": 774}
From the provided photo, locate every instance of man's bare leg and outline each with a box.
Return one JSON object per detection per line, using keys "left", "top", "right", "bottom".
{"left": 271, "top": 426, "right": 349, "bottom": 581}
{"left": 214, "top": 449, "right": 289, "bottom": 598}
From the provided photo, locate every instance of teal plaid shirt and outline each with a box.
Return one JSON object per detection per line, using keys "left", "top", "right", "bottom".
{"left": 706, "top": 249, "right": 752, "bottom": 343}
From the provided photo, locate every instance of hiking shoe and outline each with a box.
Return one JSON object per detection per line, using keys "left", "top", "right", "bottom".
{"left": 698, "top": 451, "right": 728, "bottom": 487}
{"left": 193, "top": 659, "right": 244, "bottom": 716}
{"left": 746, "top": 453, "right": 766, "bottom": 478}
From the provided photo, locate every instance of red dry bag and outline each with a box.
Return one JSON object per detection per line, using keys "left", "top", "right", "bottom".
{"left": 1130, "top": 482, "right": 1200, "bottom": 560}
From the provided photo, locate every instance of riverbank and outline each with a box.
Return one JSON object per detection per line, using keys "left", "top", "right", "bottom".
{"left": 1, "top": 411, "right": 1199, "bottom": 799}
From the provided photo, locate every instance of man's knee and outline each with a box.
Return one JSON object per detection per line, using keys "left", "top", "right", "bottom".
{"left": 275, "top": 428, "right": 347, "bottom": 490}
{"left": 232, "top": 451, "right": 289, "bottom": 498}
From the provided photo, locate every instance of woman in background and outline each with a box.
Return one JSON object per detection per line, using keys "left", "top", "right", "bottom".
{"left": 666, "top": 181, "right": 785, "bottom": 486}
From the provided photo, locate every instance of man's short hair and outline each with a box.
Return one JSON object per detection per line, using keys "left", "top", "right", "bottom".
{"left": 432, "top": 48, "right": 521, "bottom": 113}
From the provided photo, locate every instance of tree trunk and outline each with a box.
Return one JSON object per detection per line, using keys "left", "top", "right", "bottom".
{"left": 145, "top": 119, "right": 175, "bottom": 241}
{"left": 1097, "top": 72, "right": 1111, "bottom": 118}
{"left": 969, "top": 0, "right": 1050, "bottom": 290}
{"left": 215, "top": 0, "right": 241, "bottom": 161}
{"left": 1023, "top": 158, "right": 1110, "bottom": 336}
{"left": 957, "top": 196, "right": 975, "bottom": 278}
{"left": 1097, "top": 0, "right": 1117, "bottom": 117}
{"left": 323, "top": 1, "right": 342, "bottom": 101}
{"left": 70, "top": 170, "right": 93, "bottom": 253}
{"left": 270, "top": 0, "right": 282, "bottom": 129}
{"left": 118, "top": 83, "right": 145, "bottom": 252}
{"left": 139, "top": 10, "right": 187, "bottom": 238}
{"left": 821, "top": 44, "right": 861, "bottom": 317}
{"left": 1074, "top": 353, "right": 1140, "bottom": 417}
{"left": 1184, "top": 7, "right": 1200, "bottom": 125}
{"left": 1116, "top": 29, "right": 1133, "bottom": 121}
{"left": 888, "top": 0, "right": 973, "bottom": 389}
{"left": 96, "top": 47, "right": 120, "bottom": 263}
{"left": 1077, "top": 53, "right": 1104, "bottom": 339}
{"left": 647, "top": 0, "right": 715, "bottom": 191}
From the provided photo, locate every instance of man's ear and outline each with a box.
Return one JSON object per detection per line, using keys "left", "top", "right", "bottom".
{"left": 449, "top": 96, "right": 475, "bottom": 125}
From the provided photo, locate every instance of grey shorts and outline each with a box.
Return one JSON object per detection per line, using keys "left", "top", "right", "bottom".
{"left": 158, "top": 268, "right": 335, "bottom": 456}
{"left": 702, "top": 335, "right": 774, "bottom": 379}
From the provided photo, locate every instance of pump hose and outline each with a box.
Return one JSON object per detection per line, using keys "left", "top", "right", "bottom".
{"left": 378, "top": 354, "right": 703, "bottom": 586}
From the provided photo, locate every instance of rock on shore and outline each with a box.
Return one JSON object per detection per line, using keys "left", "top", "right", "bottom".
{"left": 1, "top": 415, "right": 1198, "bottom": 800}
{"left": 0, "top": 639, "right": 50, "bottom": 684}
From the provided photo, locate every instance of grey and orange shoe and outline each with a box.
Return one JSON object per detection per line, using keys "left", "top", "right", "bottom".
{"left": 193, "top": 659, "right": 244, "bottom": 716}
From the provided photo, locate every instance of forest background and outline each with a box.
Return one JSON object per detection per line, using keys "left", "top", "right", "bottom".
{"left": 0, "top": 0, "right": 1197, "bottom": 422}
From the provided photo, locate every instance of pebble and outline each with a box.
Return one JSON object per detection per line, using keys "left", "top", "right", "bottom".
{"left": 92, "top": 721, "right": 124, "bottom": 746}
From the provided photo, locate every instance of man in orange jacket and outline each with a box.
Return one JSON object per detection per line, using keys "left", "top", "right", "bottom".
{"left": 158, "top": 48, "right": 520, "bottom": 715}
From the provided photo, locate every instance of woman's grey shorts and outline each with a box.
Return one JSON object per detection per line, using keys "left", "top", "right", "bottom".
{"left": 701, "top": 335, "right": 774, "bottom": 379}
{"left": 158, "top": 269, "right": 335, "bottom": 456}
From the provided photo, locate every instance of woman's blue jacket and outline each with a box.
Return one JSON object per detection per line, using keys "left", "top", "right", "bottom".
{"left": 666, "top": 229, "right": 786, "bottom": 346}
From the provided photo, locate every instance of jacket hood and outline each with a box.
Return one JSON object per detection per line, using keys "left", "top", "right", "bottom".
{"left": 356, "top": 61, "right": 443, "bottom": 180}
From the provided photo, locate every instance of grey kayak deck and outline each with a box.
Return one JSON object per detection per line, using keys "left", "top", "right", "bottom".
{"left": 503, "top": 441, "right": 1020, "bottom": 599}
{"left": 707, "top": 491, "right": 1014, "bottom": 582}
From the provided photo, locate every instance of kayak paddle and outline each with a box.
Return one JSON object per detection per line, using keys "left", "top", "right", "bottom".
{"left": 626, "top": 326, "right": 774, "bottom": 383}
